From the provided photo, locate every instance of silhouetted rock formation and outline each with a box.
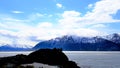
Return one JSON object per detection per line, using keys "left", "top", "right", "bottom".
{"left": 62, "top": 61, "right": 80, "bottom": 68}
{"left": 0, "top": 48, "right": 80, "bottom": 68}
{"left": 0, "top": 54, "right": 27, "bottom": 67}
{"left": 28, "top": 48, "right": 68, "bottom": 65}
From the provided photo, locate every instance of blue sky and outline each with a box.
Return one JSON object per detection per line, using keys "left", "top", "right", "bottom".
{"left": 0, "top": 0, "right": 120, "bottom": 47}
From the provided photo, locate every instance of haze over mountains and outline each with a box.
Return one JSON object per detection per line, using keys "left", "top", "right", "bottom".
{"left": 0, "top": 33, "right": 120, "bottom": 51}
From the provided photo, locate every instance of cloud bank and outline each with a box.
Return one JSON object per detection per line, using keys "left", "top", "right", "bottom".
{"left": 0, "top": 0, "right": 120, "bottom": 47}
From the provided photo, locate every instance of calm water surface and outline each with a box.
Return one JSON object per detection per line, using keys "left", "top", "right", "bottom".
{"left": 0, "top": 51, "right": 120, "bottom": 68}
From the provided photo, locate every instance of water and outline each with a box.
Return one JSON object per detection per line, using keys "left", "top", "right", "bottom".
{"left": 0, "top": 51, "right": 120, "bottom": 68}
{"left": 64, "top": 51, "right": 120, "bottom": 68}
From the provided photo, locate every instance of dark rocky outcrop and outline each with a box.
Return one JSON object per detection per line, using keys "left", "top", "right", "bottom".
{"left": 0, "top": 54, "right": 27, "bottom": 68}
{"left": 0, "top": 54, "right": 27, "bottom": 64}
{"left": 27, "top": 48, "right": 68, "bottom": 65}
{"left": 0, "top": 48, "right": 80, "bottom": 68}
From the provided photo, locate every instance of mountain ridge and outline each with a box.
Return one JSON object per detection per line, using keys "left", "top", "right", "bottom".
{"left": 33, "top": 33, "right": 120, "bottom": 51}
{"left": 0, "top": 45, "right": 31, "bottom": 51}
{"left": 0, "top": 33, "right": 120, "bottom": 51}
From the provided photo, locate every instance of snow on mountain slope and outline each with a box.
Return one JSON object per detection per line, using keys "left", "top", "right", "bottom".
{"left": 104, "top": 33, "right": 120, "bottom": 44}
{"left": 1, "top": 33, "right": 120, "bottom": 51}
{"left": 33, "top": 34, "right": 120, "bottom": 51}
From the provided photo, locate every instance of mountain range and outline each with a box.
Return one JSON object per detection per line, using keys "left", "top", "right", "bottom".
{"left": 0, "top": 33, "right": 120, "bottom": 51}
{"left": 0, "top": 45, "right": 30, "bottom": 51}
{"left": 33, "top": 33, "right": 120, "bottom": 51}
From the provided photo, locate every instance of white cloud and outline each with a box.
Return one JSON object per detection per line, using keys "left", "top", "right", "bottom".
{"left": 37, "top": 22, "right": 53, "bottom": 28}
{"left": 59, "top": 0, "right": 120, "bottom": 29}
{"left": 28, "top": 13, "right": 44, "bottom": 21}
{"left": 62, "top": 11, "right": 81, "bottom": 18}
{"left": 0, "top": 0, "right": 120, "bottom": 47}
{"left": 57, "top": 0, "right": 120, "bottom": 37}
{"left": 0, "top": 18, "right": 31, "bottom": 33}
{"left": 56, "top": 3, "right": 63, "bottom": 8}
{"left": 68, "top": 28, "right": 104, "bottom": 37}
{"left": 88, "top": 4, "right": 93, "bottom": 9}
{"left": 84, "top": 0, "right": 120, "bottom": 23}
{"left": 12, "top": 11, "right": 24, "bottom": 14}
{"left": 91, "top": 24, "right": 106, "bottom": 28}
{"left": 0, "top": 35, "right": 13, "bottom": 45}
{"left": 59, "top": 11, "right": 83, "bottom": 28}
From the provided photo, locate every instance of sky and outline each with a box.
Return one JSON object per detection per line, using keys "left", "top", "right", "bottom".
{"left": 0, "top": 0, "right": 120, "bottom": 47}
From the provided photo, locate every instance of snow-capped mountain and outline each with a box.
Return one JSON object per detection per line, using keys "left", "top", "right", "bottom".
{"left": 104, "top": 33, "right": 120, "bottom": 44}
{"left": 0, "top": 44, "right": 31, "bottom": 51}
{"left": 33, "top": 34, "right": 120, "bottom": 51}
{"left": 1, "top": 33, "right": 120, "bottom": 51}
{"left": 0, "top": 43, "right": 33, "bottom": 48}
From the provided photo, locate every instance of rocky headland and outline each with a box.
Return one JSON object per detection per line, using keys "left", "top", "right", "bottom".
{"left": 0, "top": 48, "right": 80, "bottom": 68}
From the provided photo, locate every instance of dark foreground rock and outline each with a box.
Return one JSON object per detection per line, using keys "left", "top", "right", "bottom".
{"left": 27, "top": 48, "right": 68, "bottom": 65}
{"left": 0, "top": 54, "right": 27, "bottom": 66}
{"left": 0, "top": 48, "right": 80, "bottom": 68}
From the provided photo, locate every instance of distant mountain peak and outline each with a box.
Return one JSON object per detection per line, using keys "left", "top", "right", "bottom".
{"left": 33, "top": 33, "right": 120, "bottom": 51}
{"left": 105, "top": 33, "right": 120, "bottom": 44}
{"left": 112, "top": 33, "right": 120, "bottom": 37}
